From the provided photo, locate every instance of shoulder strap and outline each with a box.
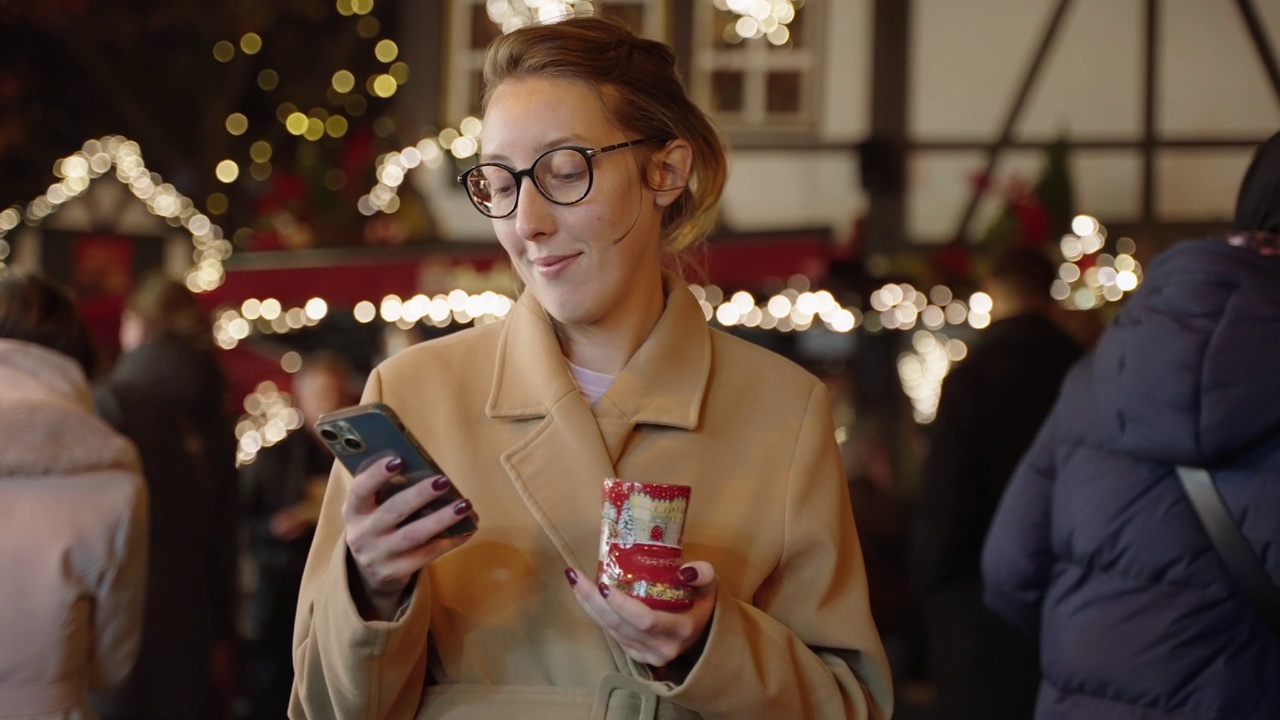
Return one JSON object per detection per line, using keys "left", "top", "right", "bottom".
{"left": 1176, "top": 466, "right": 1280, "bottom": 638}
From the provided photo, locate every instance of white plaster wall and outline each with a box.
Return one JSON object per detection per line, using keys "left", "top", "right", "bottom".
{"left": 1156, "top": 148, "right": 1256, "bottom": 220}
{"left": 720, "top": 0, "right": 872, "bottom": 240}
{"left": 821, "top": 0, "right": 873, "bottom": 142}
{"left": 906, "top": 0, "right": 1280, "bottom": 242}
{"left": 910, "top": 0, "right": 1054, "bottom": 138}
{"left": 1015, "top": 0, "right": 1144, "bottom": 139}
{"left": 905, "top": 151, "right": 983, "bottom": 243}
{"left": 426, "top": 0, "right": 1279, "bottom": 246}
{"left": 718, "top": 150, "right": 864, "bottom": 238}
{"left": 1160, "top": 0, "right": 1280, "bottom": 137}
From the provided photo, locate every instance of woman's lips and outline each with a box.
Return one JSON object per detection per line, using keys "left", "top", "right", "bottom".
{"left": 532, "top": 253, "right": 580, "bottom": 279}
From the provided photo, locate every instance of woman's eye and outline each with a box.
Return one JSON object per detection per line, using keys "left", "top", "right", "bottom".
{"left": 552, "top": 170, "right": 586, "bottom": 184}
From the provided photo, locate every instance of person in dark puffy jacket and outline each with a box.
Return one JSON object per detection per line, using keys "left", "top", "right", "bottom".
{"left": 982, "top": 130, "right": 1280, "bottom": 719}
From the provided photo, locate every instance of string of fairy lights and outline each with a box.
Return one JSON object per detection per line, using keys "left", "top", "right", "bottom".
{"left": 359, "top": 0, "right": 805, "bottom": 216}
{"left": 892, "top": 214, "right": 1143, "bottom": 423}
{"left": 484, "top": 0, "right": 801, "bottom": 45}
{"left": 715, "top": 0, "right": 801, "bottom": 46}
{"left": 229, "top": 215, "right": 1142, "bottom": 463}
{"left": 220, "top": 0, "right": 806, "bottom": 230}
{"left": 0, "top": 136, "right": 229, "bottom": 290}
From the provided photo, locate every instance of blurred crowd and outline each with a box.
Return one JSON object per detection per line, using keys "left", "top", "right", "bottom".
{"left": 0, "top": 130, "right": 1277, "bottom": 720}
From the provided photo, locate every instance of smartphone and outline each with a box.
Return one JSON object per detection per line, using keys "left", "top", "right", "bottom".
{"left": 315, "top": 402, "right": 478, "bottom": 537}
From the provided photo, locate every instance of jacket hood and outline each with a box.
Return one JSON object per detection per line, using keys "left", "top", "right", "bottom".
{"left": 0, "top": 340, "right": 140, "bottom": 478}
{"left": 1235, "top": 130, "right": 1280, "bottom": 234}
{"left": 109, "top": 336, "right": 226, "bottom": 412}
{"left": 1093, "top": 236, "right": 1280, "bottom": 466}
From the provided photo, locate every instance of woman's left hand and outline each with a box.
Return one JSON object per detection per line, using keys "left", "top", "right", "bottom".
{"left": 565, "top": 561, "right": 717, "bottom": 668}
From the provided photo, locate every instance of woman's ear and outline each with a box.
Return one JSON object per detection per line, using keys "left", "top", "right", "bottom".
{"left": 648, "top": 140, "right": 693, "bottom": 208}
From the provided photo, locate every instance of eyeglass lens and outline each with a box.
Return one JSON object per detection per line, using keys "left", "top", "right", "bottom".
{"left": 464, "top": 148, "right": 592, "bottom": 218}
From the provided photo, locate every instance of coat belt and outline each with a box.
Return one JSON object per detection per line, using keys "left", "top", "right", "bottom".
{"left": 0, "top": 677, "right": 82, "bottom": 715}
{"left": 420, "top": 678, "right": 700, "bottom": 720}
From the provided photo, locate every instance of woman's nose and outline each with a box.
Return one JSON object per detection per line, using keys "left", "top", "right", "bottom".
{"left": 513, "top": 176, "right": 556, "bottom": 241}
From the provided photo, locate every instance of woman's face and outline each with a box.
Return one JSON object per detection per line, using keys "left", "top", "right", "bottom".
{"left": 480, "top": 77, "right": 670, "bottom": 329}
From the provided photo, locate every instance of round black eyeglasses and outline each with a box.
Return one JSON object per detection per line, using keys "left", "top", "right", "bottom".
{"left": 456, "top": 138, "right": 666, "bottom": 219}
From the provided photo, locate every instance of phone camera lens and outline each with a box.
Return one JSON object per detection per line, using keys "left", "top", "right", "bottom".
{"left": 319, "top": 428, "right": 340, "bottom": 443}
{"left": 342, "top": 436, "right": 365, "bottom": 452}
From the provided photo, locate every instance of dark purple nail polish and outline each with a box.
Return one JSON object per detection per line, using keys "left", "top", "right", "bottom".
{"left": 431, "top": 475, "right": 450, "bottom": 492}
{"left": 678, "top": 566, "right": 699, "bottom": 585}
{"left": 597, "top": 582, "right": 611, "bottom": 598}
{"left": 384, "top": 456, "right": 403, "bottom": 473}
{"left": 564, "top": 568, "right": 578, "bottom": 586}
{"left": 453, "top": 499, "right": 472, "bottom": 516}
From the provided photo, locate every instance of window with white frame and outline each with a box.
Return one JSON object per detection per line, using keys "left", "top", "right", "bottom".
{"left": 445, "top": 0, "right": 670, "bottom": 125}
{"left": 689, "top": 0, "right": 820, "bottom": 136}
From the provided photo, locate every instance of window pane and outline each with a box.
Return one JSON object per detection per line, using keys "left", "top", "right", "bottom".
{"left": 766, "top": 71, "right": 802, "bottom": 113}
{"left": 712, "top": 71, "right": 744, "bottom": 113}
{"left": 470, "top": 5, "right": 501, "bottom": 49}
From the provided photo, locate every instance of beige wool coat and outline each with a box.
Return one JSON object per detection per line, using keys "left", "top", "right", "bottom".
{"left": 0, "top": 340, "right": 148, "bottom": 719}
{"left": 291, "top": 283, "right": 893, "bottom": 720}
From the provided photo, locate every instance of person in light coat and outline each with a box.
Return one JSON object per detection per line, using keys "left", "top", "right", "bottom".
{"left": 289, "top": 16, "right": 892, "bottom": 720}
{"left": 0, "top": 273, "right": 148, "bottom": 719}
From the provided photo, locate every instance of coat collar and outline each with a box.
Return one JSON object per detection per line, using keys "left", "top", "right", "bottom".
{"left": 486, "top": 279, "right": 711, "bottom": 431}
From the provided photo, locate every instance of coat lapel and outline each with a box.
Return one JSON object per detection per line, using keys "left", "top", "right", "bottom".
{"left": 487, "top": 283, "right": 713, "bottom": 572}
{"left": 488, "top": 297, "right": 615, "bottom": 572}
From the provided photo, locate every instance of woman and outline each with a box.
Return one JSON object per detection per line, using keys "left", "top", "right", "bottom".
{"left": 291, "top": 17, "right": 892, "bottom": 720}
{"left": 91, "top": 275, "right": 239, "bottom": 720}
{"left": 981, "top": 131, "right": 1280, "bottom": 717}
{"left": 0, "top": 273, "right": 148, "bottom": 719}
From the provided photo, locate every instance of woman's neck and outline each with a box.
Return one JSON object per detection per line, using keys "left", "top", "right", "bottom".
{"left": 556, "top": 283, "right": 666, "bottom": 376}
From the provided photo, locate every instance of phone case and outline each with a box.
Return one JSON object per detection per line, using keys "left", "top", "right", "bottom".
{"left": 315, "top": 402, "right": 478, "bottom": 537}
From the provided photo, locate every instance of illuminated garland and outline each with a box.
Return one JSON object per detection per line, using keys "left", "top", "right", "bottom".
{"left": 0, "top": 136, "right": 228, "bottom": 290}
{"left": 235, "top": 380, "right": 305, "bottom": 466}
{"left": 358, "top": 118, "right": 480, "bottom": 216}
{"left": 1052, "top": 215, "right": 1144, "bottom": 309}
{"left": 717, "top": 0, "right": 800, "bottom": 46}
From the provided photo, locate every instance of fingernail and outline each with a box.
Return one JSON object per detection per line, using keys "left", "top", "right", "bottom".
{"left": 431, "top": 475, "right": 450, "bottom": 492}
{"left": 453, "top": 499, "right": 472, "bottom": 516}
{"left": 564, "top": 568, "right": 578, "bottom": 586}
{"left": 384, "top": 456, "right": 403, "bottom": 473}
{"left": 597, "top": 582, "right": 610, "bottom": 598}
{"left": 678, "top": 566, "right": 699, "bottom": 585}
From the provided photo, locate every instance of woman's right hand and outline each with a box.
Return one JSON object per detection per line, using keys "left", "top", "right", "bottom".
{"left": 342, "top": 456, "right": 475, "bottom": 620}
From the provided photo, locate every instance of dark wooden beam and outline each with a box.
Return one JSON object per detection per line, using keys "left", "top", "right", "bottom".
{"left": 952, "top": 0, "right": 1074, "bottom": 242}
{"left": 1234, "top": 0, "right": 1280, "bottom": 103}
{"left": 911, "top": 138, "right": 1266, "bottom": 151}
{"left": 864, "top": 0, "right": 910, "bottom": 254}
{"left": 398, "top": 0, "right": 444, "bottom": 134}
{"left": 1142, "top": 0, "right": 1159, "bottom": 225}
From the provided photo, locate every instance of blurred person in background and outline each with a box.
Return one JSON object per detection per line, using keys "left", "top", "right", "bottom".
{"left": 0, "top": 273, "right": 148, "bottom": 719}
{"left": 913, "top": 246, "right": 1082, "bottom": 720}
{"left": 982, "top": 132, "right": 1280, "bottom": 717}
{"left": 240, "top": 352, "right": 358, "bottom": 720}
{"left": 91, "top": 274, "right": 240, "bottom": 720}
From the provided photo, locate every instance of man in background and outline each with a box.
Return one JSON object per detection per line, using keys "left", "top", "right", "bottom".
{"left": 241, "top": 351, "right": 357, "bottom": 720}
{"left": 912, "top": 247, "right": 1083, "bottom": 720}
